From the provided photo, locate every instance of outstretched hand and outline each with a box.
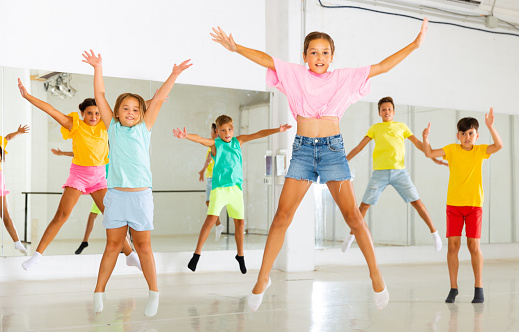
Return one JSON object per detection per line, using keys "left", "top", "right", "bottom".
{"left": 422, "top": 123, "right": 431, "bottom": 140}
{"left": 172, "top": 59, "right": 193, "bottom": 76}
{"left": 173, "top": 127, "right": 188, "bottom": 139}
{"left": 51, "top": 148, "right": 63, "bottom": 156}
{"left": 211, "top": 26, "right": 237, "bottom": 52}
{"left": 17, "top": 78, "right": 29, "bottom": 99}
{"left": 485, "top": 107, "right": 494, "bottom": 127}
{"left": 82, "top": 50, "right": 102, "bottom": 68}
{"left": 279, "top": 124, "right": 292, "bottom": 132}
{"left": 198, "top": 170, "right": 204, "bottom": 182}
{"left": 17, "top": 124, "right": 30, "bottom": 134}
{"left": 413, "top": 18, "right": 428, "bottom": 48}
{"left": 431, "top": 158, "right": 448, "bottom": 166}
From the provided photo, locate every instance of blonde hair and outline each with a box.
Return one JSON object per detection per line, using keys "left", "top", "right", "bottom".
{"left": 215, "top": 115, "right": 233, "bottom": 128}
{"left": 113, "top": 93, "right": 147, "bottom": 124}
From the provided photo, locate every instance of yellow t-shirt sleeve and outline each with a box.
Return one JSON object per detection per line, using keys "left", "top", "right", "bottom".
{"left": 402, "top": 123, "right": 413, "bottom": 139}
{"left": 442, "top": 144, "right": 452, "bottom": 160}
{"left": 61, "top": 112, "right": 80, "bottom": 140}
{"left": 366, "top": 125, "right": 375, "bottom": 139}
{"left": 1, "top": 136, "right": 7, "bottom": 153}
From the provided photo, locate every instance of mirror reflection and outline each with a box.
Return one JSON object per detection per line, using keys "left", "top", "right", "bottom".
{"left": 1, "top": 65, "right": 271, "bottom": 256}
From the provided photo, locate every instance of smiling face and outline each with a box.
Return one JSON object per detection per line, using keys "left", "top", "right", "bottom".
{"left": 457, "top": 128, "right": 479, "bottom": 150}
{"left": 378, "top": 102, "right": 395, "bottom": 122}
{"left": 117, "top": 96, "right": 142, "bottom": 127}
{"left": 303, "top": 38, "right": 333, "bottom": 74}
{"left": 81, "top": 105, "right": 101, "bottom": 126}
{"left": 217, "top": 122, "right": 234, "bottom": 142}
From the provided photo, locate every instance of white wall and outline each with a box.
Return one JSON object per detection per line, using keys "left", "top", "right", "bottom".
{"left": 0, "top": 0, "right": 266, "bottom": 91}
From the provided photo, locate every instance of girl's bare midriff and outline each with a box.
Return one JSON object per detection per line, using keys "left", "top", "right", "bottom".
{"left": 296, "top": 116, "right": 340, "bottom": 138}
{"left": 114, "top": 187, "right": 148, "bottom": 192}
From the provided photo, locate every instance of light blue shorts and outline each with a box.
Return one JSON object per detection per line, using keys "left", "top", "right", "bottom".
{"left": 286, "top": 134, "right": 351, "bottom": 184}
{"left": 103, "top": 188, "right": 154, "bottom": 231}
{"left": 361, "top": 169, "right": 420, "bottom": 205}
{"left": 206, "top": 177, "right": 212, "bottom": 202}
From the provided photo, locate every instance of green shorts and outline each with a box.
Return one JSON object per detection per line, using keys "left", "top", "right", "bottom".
{"left": 90, "top": 201, "right": 102, "bottom": 214}
{"left": 207, "top": 185, "right": 244, "bottom": 219}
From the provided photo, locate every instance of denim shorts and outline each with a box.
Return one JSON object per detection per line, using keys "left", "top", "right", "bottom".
{"left": 286, "top": 134, "right": 351, "bottom": 184}
{"left": 361, "top": 169, "right": 420, "bottom": 205}
{"left": 205, "top": 177, "right": 212, "bottom": 202}
{"left": 103, "top": 188, "right": 154, "bottom": 231}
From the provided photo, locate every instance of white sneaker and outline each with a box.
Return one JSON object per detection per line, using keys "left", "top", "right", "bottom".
{"left": 341, "top": 234, "right": 355, "bottom": 253}
{"left": 215, "top": 224, "right": 225, "bottom": 241}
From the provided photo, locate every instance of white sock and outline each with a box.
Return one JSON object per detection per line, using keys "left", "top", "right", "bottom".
{"left": 93, "top": 292, "right": 105, "bottom": 316}
{"left": 14, "top": 241, "right": 27, "bottom": 254}
{"left": 374, "top": 285, "right": 389, "bottom": 310}
{"left": 22, "top": 251, "right": 42, "bottom": 270}
{"left": 215, "top": 224, "right": 225, "bottom": 241}
{"left": 432, "top": 231, "right": 442, "bottom": 251}
{"left": 144, "top": 291, "right": 159, "bottom": 317}
{"left": 341, "top": 234, "right": 355, "bottom": 253}
{"left": 126, "top": 251, "right": 142, "bottom": 271}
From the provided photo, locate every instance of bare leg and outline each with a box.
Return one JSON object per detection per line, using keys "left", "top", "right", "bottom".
{"left": 82, "top": 213, "right": 98, "bottom": 242}
{"left": 94, "top": 226, "right": 128, "bottom": 292}
{"left": 194, "top": 215, "right": 219, "bottom": 254}
{"left": 410, "top": 199, "right": 437, "bottom": 233}
{"left": 327, "top": 180, "right": 384, "bottom": 293}
{"left": 447, "top": 237, "right": 461, "bottom": 289}
{"left": 348, "top": 202, "right": 370, "bottom": 235}
{"left": 91, "top": 189, "right": 134, "bottom": 256}
{"left": 35, "top": 187, "right": 82, "bottom": 254}
{"left": 467, "top": 238, "right": 483, "bottom": 287}
{"left": 131, "top": 229, "right": 157, "bottom": 291}
{"left": 206, "top": 201, "right": 221, "bottom": 227}
{"left": 1, "top": 196, "right": 21, "bottom": 242}
{"left": 252, "top": 178, "right": 311, "bottom": 294}
{"left": 234, "top": 219, "right": 244, "bottom": 256}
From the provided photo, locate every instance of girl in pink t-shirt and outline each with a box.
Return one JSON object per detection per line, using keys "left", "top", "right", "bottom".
{"left": 212, "top": 18, "right": 428, "bottom": 311}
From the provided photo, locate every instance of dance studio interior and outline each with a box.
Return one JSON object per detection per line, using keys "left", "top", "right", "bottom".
{"left": 1, "top": 0, "right": 519, "bottom": 331}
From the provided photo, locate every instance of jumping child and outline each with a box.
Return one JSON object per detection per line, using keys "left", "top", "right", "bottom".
{"left": 423, "top": 108, "right": 502, "bottom": 304}
{"left": 341, "top": 96, "right": 445, "bottom": 253}
{"left": 83, "top": 49, "right": 191, "bottom": 316}
{"left": 198, "top": 123, "right": 225, "bottom": 241}
{"left": 174, "top": 115, "right": 291, "bottom": 274}
{"left": 1, "top": 125, "right": 30, "bottom": 254}
{"left": 17, "top": 90, "right": 139, "bottom": 270}
{"left": 211, "top": 17, "right": 429, "bottom": 311}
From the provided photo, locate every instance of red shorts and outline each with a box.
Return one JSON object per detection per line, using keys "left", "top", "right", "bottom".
{"left": 446, "top": 205, "right": 483, "bottom": 239}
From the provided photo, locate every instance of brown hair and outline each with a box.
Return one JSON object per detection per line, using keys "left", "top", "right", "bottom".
{"left": 303, "top": 31, "right": 335, "bottom": 56}
{"left": 113, "top": 93, "right": 147, "bottom": 124}
{"left": 378, "top": 97, "right": 395, "bottom": 112}
{"left": 211, "top": 122, "right": 217, "bottom": 134}
{"left": 457, "top": 117, "right": 479, "bottom": 132}
{"left": 78, "top": 98, "right": 96, "bottom": 112}
{"left": 215, "top": 115, "right": 233, "bottom": 128}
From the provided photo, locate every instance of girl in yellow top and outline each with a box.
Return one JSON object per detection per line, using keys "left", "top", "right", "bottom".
{"left": 17, "top": 81, "right": 139, "bottom": 271}
{"left": 1, "top": 125, "right": 30, "bottom": 254}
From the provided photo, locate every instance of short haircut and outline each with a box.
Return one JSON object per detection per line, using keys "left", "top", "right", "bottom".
{"left": 0, "top": 146, "right": 4, "bottom": 162}
{"left": 303, "top": 31, "right": 335, "bottom": 56}
{"left": 457, "top": 117, "right": 479, "bottom": 132}
{"left": 378, "top": 96, "right": 395, "bottom": 112}
{"left": 78, "top": 98, "right": 96, "bottom": 112}
{"left": 113, "top": 93, "right": 147, "bottom": 124}
{"left": 215, "top": 115, "right": 233, "bottom": 128}
{"left": 211, "top": 122, "right": 217, "bottom": 134}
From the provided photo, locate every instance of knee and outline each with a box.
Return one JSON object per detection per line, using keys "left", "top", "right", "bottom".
{"left": 106, "top": 239, "right": 124, "bottom": 252}
{"left": 345, "top": 210, "right": 364, "bottom": 232}
{"left": 467, "top": 242, "right": 481, "bottom": 255}
{"left": 447, "top": 242, "right": 461, "bottom": 253}
{"left": 272, "top": 209, "right": 292, "bottom": 230}
{"left": 52, "top": 209, "right": 70, "bottom": 223}
{"left": 134, "top": 242, "right": 152, "bottom": 255}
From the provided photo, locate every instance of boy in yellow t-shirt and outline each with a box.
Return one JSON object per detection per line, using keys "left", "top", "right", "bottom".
{"left": 423, "top": 108, "right": 503, "bottom": 304}
{"left": 342, "top": 97, "right": 445, "bottom": 253}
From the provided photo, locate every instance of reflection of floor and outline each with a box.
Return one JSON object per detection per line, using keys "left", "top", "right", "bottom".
{"left": 1, "top": 259, "right": 518, "bottom": 331}
{"left": 1, "top": 233, "right": 268, "bottom": 256}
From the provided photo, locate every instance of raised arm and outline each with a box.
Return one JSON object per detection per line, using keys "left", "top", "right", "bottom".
{"left": 422, "top": 123, "right": 446, "bottom": 159}
{"left": 18, "top": 79, "right": 73, "bottom": 130}
{"left": 408, "top": 134, "right": 448, "bottom": 165}
{"left": 82, "top": 50, "right": 113, "bottom": 128}
{"left": 144, "top": 60, "right": 192, "bottom": 131}
{"left": 237, "top": 124, "right": 292, "bottom": 145}
{"left": 5, "top": 124, "right": 30, "bottom": 141}
{"left": 485, "top": 108, "right": 503, "bottom": 155}
{"left": 51, "top": 148, "right": 74, "bottom": 157}
{"left": 368, "top": 18, "right": 428, "bottom": 78}
{"left": 211, "top": 27, "right": 275, "bottom": 70}
{"left": 173, "top": 127, "right": 215, "bottom": 147}
{"left": 346, "top": 136, "right": 372, "bottom": 161}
